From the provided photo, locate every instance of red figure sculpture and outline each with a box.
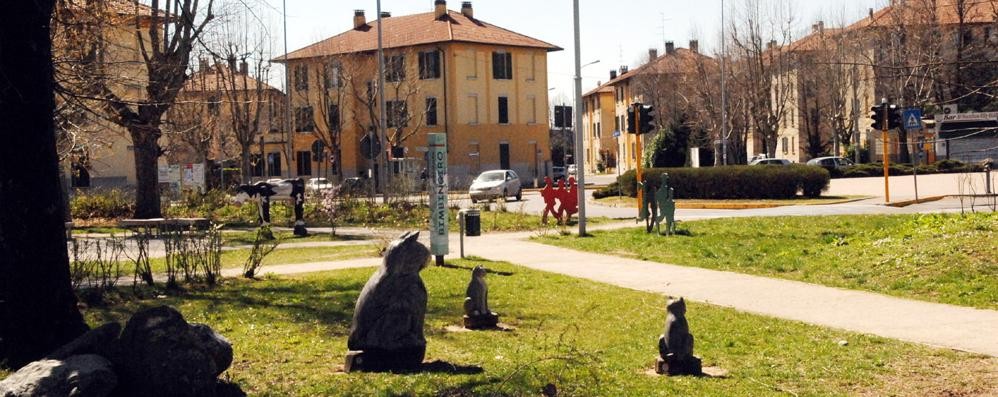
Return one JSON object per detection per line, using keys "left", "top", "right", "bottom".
{"left": 540, "top": 176, "right": 561, "bottom": 224}
{"left": 559, "top": 177, "right": 579, "bottom": 223}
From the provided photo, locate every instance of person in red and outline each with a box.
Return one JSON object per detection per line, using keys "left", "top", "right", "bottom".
{"left": 559, "top": 177, "right": 580, "bottom": 223}
{"left": 540, "top": 176, "right": 561, "bottom": 224}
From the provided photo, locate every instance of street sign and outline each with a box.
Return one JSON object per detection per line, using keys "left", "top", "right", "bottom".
{"left": 903, "top": 108, "right": 923, "bottom": 131}
{"left": 428, "top": 133, "right": 448, "bottom": 260}
{"left": 612, "top": 130, "right": 621, "bottom": 138}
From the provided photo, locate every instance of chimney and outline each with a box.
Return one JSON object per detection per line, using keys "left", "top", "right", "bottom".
{"left": 767, "top": 40, "right": 777, "bottom": 50}
{"left": 812, "top": 20, "right": 824, "bottom": 34}
{"left": 610, "top": 70, "right": 618, "bottom": 80}
{"left": 199, "top": 58, "right": 208, "bottom": 72}
{"left": 380, "top": 11, "right": 391, "bottom": 18}
{"left": 665, "top": 41, "right": 675, "bottom": 55}
{"left": 619, "top": 65, "right": 629, "bottom": 74}
{"left": 869, "top": 8, "right": 874, "bottom": 21}
{"left": 648, "top": 48, "right": 658, "bottom": 62}
{"left": 689, "top": 40, "right": 699, "bottom": 53}
{"left": 239, "top": 60, "right": 248, "bottom": 75}
{"left": 461, "top": 1, "right": 473, "bottom": 18}
{"left": 353, "top": 10, "right": 366, "bottom": 29}
{"left": 434, "top": 0, "right": 447, "bottom": 19}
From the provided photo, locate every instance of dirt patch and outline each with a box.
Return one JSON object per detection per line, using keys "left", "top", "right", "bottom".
{"left": 857, "top": 352, "right": 998, "bottom": 396}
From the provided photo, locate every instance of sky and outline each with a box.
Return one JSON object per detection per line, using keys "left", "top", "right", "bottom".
{"left": 253, "top": 0, "right": 886, "bottom": 101}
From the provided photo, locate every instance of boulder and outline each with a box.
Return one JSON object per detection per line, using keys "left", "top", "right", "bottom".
{"left": 46, "top": 322, "right": 121, "bottom": 360}
{"left": 190, "top": 323, "right": 233, "bottom": 377}
{"left": 108, "top": 306, "right": 221, "bottom": 397}
{"left": 0, "top": 354, "right": 117, "bottom": 397}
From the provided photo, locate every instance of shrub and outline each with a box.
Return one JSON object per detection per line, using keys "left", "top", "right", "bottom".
{"left": 71, "top": 189, "right": 134, "bottom": 219}
{"left": 834, "top": 160, "right": 982, "bottom": 179}
{"left": 608, "top": 165, "right": 830, "bottom": 199}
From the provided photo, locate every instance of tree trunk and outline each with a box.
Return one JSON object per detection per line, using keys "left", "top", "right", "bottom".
{"left": 129, "top": 126, "right": 163, "bottom": 218}
{"left": 240, "top": 145, "right": 252, "bottom": 184}
{"left": 0, "top": 0, "right": 89, "bottom": 369}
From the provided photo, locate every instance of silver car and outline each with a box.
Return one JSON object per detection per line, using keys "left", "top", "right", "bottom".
{"left": 469, "top": 170, "right": 522, "bottom": 203}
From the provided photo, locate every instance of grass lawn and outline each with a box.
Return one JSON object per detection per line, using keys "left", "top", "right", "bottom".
{"left": 594, "top": 195, "right": 868, "bottom": 209}
{"left": 108, "top": 245, "right": 380, "bottom": 276}
{"left": 536, "top": 213, "right": 998, "bottom": 309}
{"left": 68, "top": 259, "right": 995, "bottom": 396}
{"left": 220, "top": 230, "right": 368, "bottom": 247}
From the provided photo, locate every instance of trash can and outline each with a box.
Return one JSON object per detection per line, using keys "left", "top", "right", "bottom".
{"left": 464, "top": 209, "right": 481, "bottom": 237}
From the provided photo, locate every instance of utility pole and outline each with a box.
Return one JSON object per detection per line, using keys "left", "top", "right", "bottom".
{"left": 376, "top": 0, "right": 388, "bottom": 197}
{"left": 720, "top": 0, "right": 728, "bottom": 166}
{"left": 282, "top": 0, "right": 291, "bottom": 178}
{"left": 572, "top": 0, "right": 587, "bottom": 236}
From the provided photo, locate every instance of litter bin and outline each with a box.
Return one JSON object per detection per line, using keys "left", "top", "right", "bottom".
{"left": 464, "top": 209, "right": 481, "bottom": 236}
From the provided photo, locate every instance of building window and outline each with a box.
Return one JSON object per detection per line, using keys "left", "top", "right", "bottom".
{"left": 614, "top": 115, "right": 620, "bottom": 132}
{"left": 386, "top": 100, "right": 408, "bottom": 128}
{"left": 295, "top": 106, "right": 314, "bottom": 132}
{"left": 327, "top": 103, "right": 340, "bottom": 132}
{"left": 468, "top": 95, "right": 479, "bottom": 124}
{"left": 296, "top": 151, "right": 312, "bottom": 176}
{"left": 782, "top": 137, "right": 789, "bottom": 154}
{"left": 492, "top": 51, "right": 513, "bottom": 80}
{"left": 596, "top": 122, "right": 601, "bottom": 138}
{"left": 527, "top": 53, "right": 536, "bottom": 81}
{"left": 323, "top": 62, "right": 342, "bottom": 89}
{"left": 385, "top": 55, "right": 405, "bottom": 82}
{"left": 267, "top": 152, "right": 282, "bottom": 177}
{"left": 425, "top": 97, "right": 438, "bottom": 126}
{"left": 208, "top": 95, "right": 220, "bottom": 115}
{"left": 498, "top": 96, "right": 509, "bottom": 124}
{"left": 467, "top": 50, "right": 478, "bottom": 79}
{"left": 527, "top": 95, "right": 537, "bottom": 124}
{"left": 418, "top": 51, "right": 441, "bottom": 80}
{"left": 294, "top": 64, "right": 309, "bottom": 91}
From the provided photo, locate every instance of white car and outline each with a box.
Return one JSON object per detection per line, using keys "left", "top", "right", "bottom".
{"left": 469, "top": 170, "right": 522, "bottom": 203}
{"left": 749, "top": 158, "right": 792, "bottom": 166}
{"left": 306, "top": 177, "right": 334, "bottom": 191}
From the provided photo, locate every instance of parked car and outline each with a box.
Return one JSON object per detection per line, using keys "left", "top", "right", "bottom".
{"left": 551, "top": 166, "right": 567, "bottom": 182}
{"left": 469, "top": 170, "right": 522, "bottom": 203}
{"left": 807, "top": 156, "right": 854, "bottom": 170}
{"left": 567, "top": 164, "right": 578, "bottom": 176}
{"left": 306, "top": 177, "right": 334, "bottom": 192}
{"left": 749, "top": 158, "right": 792, "bottom": 166}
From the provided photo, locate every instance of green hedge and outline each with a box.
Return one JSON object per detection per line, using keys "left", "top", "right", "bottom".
{"left": 597, "top": 165, "right": 830, "bottom": 199}
{"left": 834, "top": 160, "right": 984, "bottom": 178}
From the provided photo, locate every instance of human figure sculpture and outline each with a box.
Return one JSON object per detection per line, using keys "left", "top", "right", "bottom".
{"left": 559, "top": 177, "right": 580, "bottom": 223}
{"left": 656, "top": 174, "right": 677, "bottom": 235}
{"left": 346, "top": 231, "right": 430, "bottom": 372}
{"left": 638, "top": 175, "right": 660, "bottom": 233}
{"left": 234, "top": 178, "right": 308, "bottom": 236}
{"left": 540, "top": 176, "right": 561, "bottom": 224}
{"left": 656, "top": 297, "right": 702, "bottom": 376}
{"left": 463, "top": 265, "right": 500, "bottom": 329}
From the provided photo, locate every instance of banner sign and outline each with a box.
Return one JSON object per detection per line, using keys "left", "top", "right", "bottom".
{"left": 428, "top": 133, "right": 449, "bottom": 256}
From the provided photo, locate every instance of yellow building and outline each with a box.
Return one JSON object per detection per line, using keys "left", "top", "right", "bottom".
{"left": 274, "top": 1, "right": 560, "bottom": 187}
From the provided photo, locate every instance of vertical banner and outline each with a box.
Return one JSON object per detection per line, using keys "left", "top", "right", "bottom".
{"left": 428, "top": 133, "right": 449, "bottom": 257}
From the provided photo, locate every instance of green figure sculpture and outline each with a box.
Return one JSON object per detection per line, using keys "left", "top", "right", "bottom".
{"left": 655, "top": 174, "right": 676, "bottom": 235}
{"left": 638, "top": 174, "right": 660, "bottom": 233}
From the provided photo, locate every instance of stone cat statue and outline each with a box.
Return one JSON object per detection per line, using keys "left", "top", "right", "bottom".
{"left": 657, "top": 297, "right": 702, "bottom": 375}
{"left": 346, "top": 231, "right": 430, "bottom": 371}
{"left": 462, "top": 265, "right": 500, "bottom": 329}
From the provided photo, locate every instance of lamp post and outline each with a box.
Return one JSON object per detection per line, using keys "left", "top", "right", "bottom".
{"left": 720, "top": 0, "right": 728, "bottom": 165}
{"left": 572, "top": 0, "right": 593, "bottom": 237}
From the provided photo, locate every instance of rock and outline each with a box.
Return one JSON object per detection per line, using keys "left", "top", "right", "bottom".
{"left": 0, "top": 354, "right": 117, "bottom": 397}
{"left": 109, "top": 306, "right": 220, "bottom": 397}
{"left": 190, "top": 323, "right": 233, "bottom": 377}
{"left": 46, "top": 322, "right": 121, "bottom": 360}
{"left": 346, "top": 231, "right": 430, "bottom": 372}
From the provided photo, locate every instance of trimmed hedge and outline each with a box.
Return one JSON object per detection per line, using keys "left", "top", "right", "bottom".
{"left": 597, "top": 165, "right": 830, "bottom": 200}
{"left": 833, "top": 160, "right": 984, "bottom": 178}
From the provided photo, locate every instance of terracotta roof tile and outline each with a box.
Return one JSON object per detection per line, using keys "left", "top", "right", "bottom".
{"left": 275, "top": 10, "right": 561, "bottom": 62}
{"left": 182, "top": 66, "right": 280, "bottom": 93}
{"left": 844, "top": 0, "right": 997, "bottom": 31}
{"left": 584, "top": 48, "right": 713, "bottom": 97}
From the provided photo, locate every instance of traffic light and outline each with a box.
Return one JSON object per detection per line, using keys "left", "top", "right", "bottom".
{"left": 638, "top": 104, "right": 655, "bottom": 133}
{"left": 870, "top": 105, "right": 886, "bottom": 130}
{"left": 887, "top": 105, "right": 902, "bottom": 130}
{"left": 626, "top": 106, "right": 637, "bottom": 133}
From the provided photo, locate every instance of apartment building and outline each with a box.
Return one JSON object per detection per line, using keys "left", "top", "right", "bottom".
{"left": 274, "top": 1, "right": 560, "bottom": 186}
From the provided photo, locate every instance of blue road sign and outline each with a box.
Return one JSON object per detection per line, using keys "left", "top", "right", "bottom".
{"left": 613, "top": 130, "right": 621, "bottom": 138}
{"left": 903, "top": 108, "right": 923, "bottom": 130}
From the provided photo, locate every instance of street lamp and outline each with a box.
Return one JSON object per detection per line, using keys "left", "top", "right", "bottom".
{"left": 572, "top": 0, "right": 593, "bottom": 237}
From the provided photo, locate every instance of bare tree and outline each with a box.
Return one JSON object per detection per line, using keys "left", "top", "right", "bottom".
{"left": 728, "top": 0, "right": 797, "bottom": 158}
{"left": 53, "top": 0, "right": 216, "bottom": 218}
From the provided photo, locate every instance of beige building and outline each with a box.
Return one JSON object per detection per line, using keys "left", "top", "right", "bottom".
{"left": 273, "top": 1, "right": 560, "bottom": 187}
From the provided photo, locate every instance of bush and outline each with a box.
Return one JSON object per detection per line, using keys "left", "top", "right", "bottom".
{"left": 834, "top": 160, "right": 983, "bottom": 179}
{"left": 71, "top": 189, "right": 134, "bottom": 219}
{"left": 608, "top": 165, "right": 830, "bottom": 200}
